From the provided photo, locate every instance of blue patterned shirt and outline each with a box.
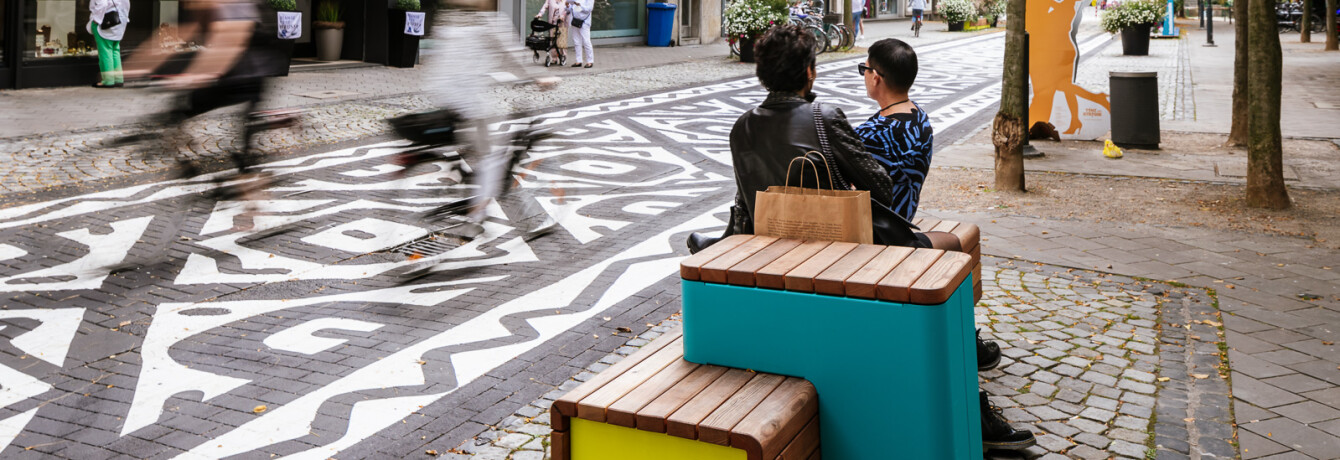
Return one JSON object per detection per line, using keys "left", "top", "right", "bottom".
{"left": 854, "top": 103, "right": 934, "bottom": 221}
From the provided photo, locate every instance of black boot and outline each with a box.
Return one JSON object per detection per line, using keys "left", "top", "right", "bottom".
{"left": 981, "top": 391, "right": 1036, "bottom": 451}
{"left": 978, "top": 329, "right": 1001, "bottom": 371}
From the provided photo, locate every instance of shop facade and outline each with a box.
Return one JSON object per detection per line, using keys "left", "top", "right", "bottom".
{"left": 0, "top": 0, "right": 407, "bottom": 89}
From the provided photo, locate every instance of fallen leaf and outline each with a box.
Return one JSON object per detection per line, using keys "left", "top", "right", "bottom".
{"left": 407, "top": 252, "right": 424, "bottom": 261}
{"left": 425, "top": 450, "right": 439, "bottom": 456}
{"left": 1323, "top": 341, "right": 1334, "bottom": 346}
{"left": 1157, "top": 377, "right": 1171, "bottom": 382}
{"left": 118, "top": 321, "right": 131, "bottom": 327}
{"left": 1184, "top": 417, "right": 1195, "bottom": 422}
{"left": 253, "top": 405, "right": 267, "bottom": 414}
{"left": 617, "top": 327, "right": 633, "bottom": 333}
{"left": 602, "top": 316, "right": 612, "bottom": 321}
{"left": 417, "top": 360, "right": 427, "bottom": 365}
{"left": 1204, "top": 320, "right": 1222, "bottom": 327}
{"left": 1192, "top": 373, "right": 1209, "bottom": 379}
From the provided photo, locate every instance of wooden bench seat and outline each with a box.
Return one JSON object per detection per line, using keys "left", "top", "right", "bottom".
{"left": 551, "top": 330, "right": 820, "bottom": 460}
{"left": 678, "top": 234, "right": 983, "bottom": 459}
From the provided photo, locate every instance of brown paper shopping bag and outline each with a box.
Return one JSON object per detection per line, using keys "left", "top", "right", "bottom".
{"left": 753, "top": 157, "right": 874, "bottom": 244}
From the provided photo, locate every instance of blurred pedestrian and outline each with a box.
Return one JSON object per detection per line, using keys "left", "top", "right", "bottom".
{"left": 852, "top": 0, "right": 865, "bottom": 39}
{"left": 88, "top": 0, "right": 130, "bottom": 88}
{"left": 567, "top": 0, "right": 594, "bottom": 67}
{"left": 536, "top": 0, "right": 568, "bottom": 65}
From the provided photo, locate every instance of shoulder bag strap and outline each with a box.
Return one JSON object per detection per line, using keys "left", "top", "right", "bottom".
{"left": 811, "top": 102, "right": 850, "bottom": 191}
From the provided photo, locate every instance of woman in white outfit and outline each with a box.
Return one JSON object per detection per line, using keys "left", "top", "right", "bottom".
{"left": 88, "top": 0, "right": 130, "bottom": 88}
{"left": 566, "top": 0, "right": 594, "bottom": 67}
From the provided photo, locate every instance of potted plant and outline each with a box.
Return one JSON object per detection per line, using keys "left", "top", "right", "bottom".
{"left": 984, "top": 0, "right": 1007, "bottom": 27}
{"left": 268, "top": 0, "right": 299, "bottom": 75}
{"left": 387, "top": 0, "right": 422, "bottom": 68}
{"left": 723, "top": 0, "right": 788, "bottom": 63}
{"left": 314, "top": 0, "right": 344, "bottom": 61}
{"left": 1101, "top": 0, "right": 1164, "bottom": 55}
{"left": 940, "top": 0, "right": 977, "bottom": 31}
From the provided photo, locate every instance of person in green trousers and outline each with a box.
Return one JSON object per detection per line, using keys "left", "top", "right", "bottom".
{"left": 88, "top": 0, "right": 130, "bottom": 88}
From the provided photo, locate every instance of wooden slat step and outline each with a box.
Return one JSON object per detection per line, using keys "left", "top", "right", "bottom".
{"left": 783, "top": 242, "right": 858, "bottom": 293}
{"left": 910, "top": 251, "right": 975, "bottom": 305}
{"left": 875, "top": 249, "right": 943, "bottom": 303}
{"left": 756, "top": 241, "right": 833, "bottom": 290}
{"left": 551, "top": 329, "right": 684, "bottom": 430}
{"left": 680, "top": 235, "right": 754, "bottom": 281}
{"left": 577, "top": 336, "right": 687, "bottom": 422}
{"left": 700, "top": 237, "right": 780, "bottom": 284}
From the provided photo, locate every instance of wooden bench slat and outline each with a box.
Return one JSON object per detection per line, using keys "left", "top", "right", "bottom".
{"left": 812, "top": 244, "right": 885, "bottom": 296}
{"left": 917, "top": 217, "right": 942, "bottom": 232}
{"left": 951, "top": 223, "right": 981, "bottom": 254}
{"left": 606, "top": 357, "right": 702, "bottom": 428}
{"left": 700, "top": 236, "right": 780, "bottom": 284}
{"left": 782, "top": 242, "right": 859, "bottom": 293}
{"left": 550, "top": 430, "right": 570, "bottom": 460}
{"left": 680, "top": 235, "right": 755, "bottom": 281}
{"left": 726, "top": 239, "right": 805, "bottom": 287}
{"left": 552, "top": 330, "right": 685, "bottom": 430}
{"left": 805, "top": 445, "right": 821, "bottom": 460}
{"left": 697, "top": 373, "right": 787, "bottom": 446}
{"left": 665, "top": 368, "right": 757, "bottom": 440}
{"left": 775, "top": 414, "right": 820, "bottom": 460}
{"left": 635, "top": 365, "right": 729, "bottom": 433}
{"left": 874, "top": 249, "right": 944, "bottom": 303}
{"left": 577, "top": 336, "right": 687, "bottom": 422}
{"left": 929, "top": 220, "right": 959, "bottom": 233}
{"left": 842, "top": 246, "right": 915, "bottom": 299}
{"left": 730, "top": 377, "right": 818, "bottom": 460}
{"left": 756, "top": 241, "right": 833, "bottom": 290}
{"left": 910, "top": 251, "right": 975, "bottom": 305}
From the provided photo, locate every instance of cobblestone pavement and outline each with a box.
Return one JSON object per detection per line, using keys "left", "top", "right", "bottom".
{"left": 457, "top": 261, "right": 1237, "bottom": 460}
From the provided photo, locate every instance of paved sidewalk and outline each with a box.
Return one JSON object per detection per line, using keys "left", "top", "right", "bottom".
{"left": 1163, "top": 16, "right": 1340, "bottom": 139}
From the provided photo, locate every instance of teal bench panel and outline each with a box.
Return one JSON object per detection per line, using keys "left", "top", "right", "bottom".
{"left": 681, "top": 278, "right": 982, "bottom": 460}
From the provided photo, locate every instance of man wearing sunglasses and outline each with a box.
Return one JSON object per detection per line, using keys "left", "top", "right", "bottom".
{"left": 854, "top": 39, "right": 935, "bottom": 223}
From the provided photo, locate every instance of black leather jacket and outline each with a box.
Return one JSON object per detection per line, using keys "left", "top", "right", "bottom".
{"left": 729, "top": 92, "right": 896, "bottom": 236}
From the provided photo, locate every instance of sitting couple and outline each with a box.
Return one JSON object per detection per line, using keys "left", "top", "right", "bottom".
{"left": 726, "top": 24, "right": 1037, "bottom": 452}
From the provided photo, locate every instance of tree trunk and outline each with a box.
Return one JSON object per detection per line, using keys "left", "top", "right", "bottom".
{"left": 993, "top": 0, "right": 1026, "bottom": 192}
{"left": 1227, "top": 0, "right": 1249, "bottom": 146}
{"left": 1328, "top": 0, "right": 1338, "bottom": 50}
{"left": 1246, "top": 0, "right": 1291, "bottom": 209}
{"left": 1303, "top": 0, "right": 1313, "bottom": 42}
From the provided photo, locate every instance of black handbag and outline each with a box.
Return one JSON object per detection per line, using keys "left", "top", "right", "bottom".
{"left": 100, "top": 7, "right": 122, "bottom": 30}
{"left": 571, "top": 16, "right": 585, "bottom": 28}
{"left": 811, "top": 103, "right": 923, "bottom": 248}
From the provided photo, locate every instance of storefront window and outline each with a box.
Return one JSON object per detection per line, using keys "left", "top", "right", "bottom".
{"left": 24, "top": 0, "right": 185, "bottom": 61}
{"left": 590, "top": 0, "right": 639, "bottom": 37}
{"left": 25, "top": 0, "right": 97, "bottom": 59}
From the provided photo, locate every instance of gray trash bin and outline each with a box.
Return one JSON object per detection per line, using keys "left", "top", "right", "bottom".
{"left": 1109, "top": 71, "right": 1160, "bottom": 149}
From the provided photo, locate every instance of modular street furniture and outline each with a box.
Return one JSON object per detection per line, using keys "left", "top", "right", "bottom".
{"left": 553, "top": 220, "right": 982, "bottom": 459}
{"left": 550, "top": 331, "right": 820, "bottom": 460}
{"left": 679, "top": 222, "right": 983, "bottom": 460}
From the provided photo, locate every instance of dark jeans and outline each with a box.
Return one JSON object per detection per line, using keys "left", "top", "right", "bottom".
{"left": 170, "top": 78, "right": 267, "bottom": 172}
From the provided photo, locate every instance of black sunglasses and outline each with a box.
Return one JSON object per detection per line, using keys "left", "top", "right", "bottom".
{"left": 857, "top": 62, "right": 879, "bottom": 76}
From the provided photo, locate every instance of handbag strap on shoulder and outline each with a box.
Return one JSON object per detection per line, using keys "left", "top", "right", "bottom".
{"left": 811, "top": 102, "right": 850, "bottom": 191}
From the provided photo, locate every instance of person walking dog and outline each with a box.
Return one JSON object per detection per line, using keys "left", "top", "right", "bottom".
{"left": 88, "top": 0, "right": 130, "bottom": 88}
{"left": 566, "top": 0, "right": 594, "bottom": 67}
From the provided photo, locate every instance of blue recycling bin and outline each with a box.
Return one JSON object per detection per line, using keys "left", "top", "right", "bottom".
{"left": 647, "top": 3, "right": 677, "bottom": 47}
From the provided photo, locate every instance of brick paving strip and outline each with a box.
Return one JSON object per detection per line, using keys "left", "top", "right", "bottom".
{"left": 449, "top": 259, "right": 1236, "bottom": 460}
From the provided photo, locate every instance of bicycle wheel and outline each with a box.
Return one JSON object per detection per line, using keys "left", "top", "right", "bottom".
{"left": 834, "top": 24, "right": 853, "bottom": 51}
{"left": 806, "top": 24, "right": 829, "bottom": 54}
{"left": 730, "top": 39, "right": 740, "bottom": 57}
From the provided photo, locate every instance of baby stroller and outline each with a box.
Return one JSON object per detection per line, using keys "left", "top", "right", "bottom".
{"left": 526, "top": 17, "right": 566, "bottom": 67}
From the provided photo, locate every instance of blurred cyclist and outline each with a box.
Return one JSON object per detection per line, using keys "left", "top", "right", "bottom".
{"left": 123, "top": 0, "right": 287, "bottom": 198}
{"left": 418, "top": 0, "right": 559, "bottom": 239}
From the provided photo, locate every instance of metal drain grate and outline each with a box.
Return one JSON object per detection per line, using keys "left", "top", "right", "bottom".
{"left": 389, "top": 223, "right": 468, "bottom": 257}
